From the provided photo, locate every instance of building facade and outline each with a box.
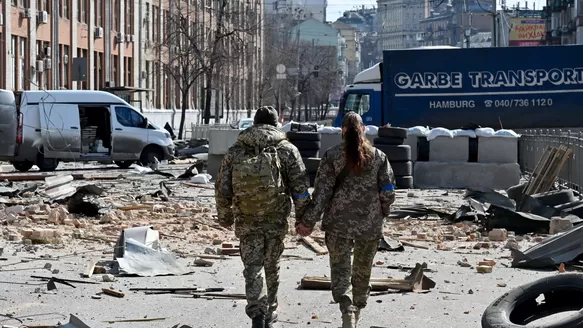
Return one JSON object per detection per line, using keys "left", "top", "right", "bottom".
{"left": 265, "top": 0, "right": 326, "bottom": 22}
{"left": 542, "top": 0, "right": 582, "bottom": 45}
{"left": 0, "top": 0, "right": 263, "bottom": 111}
{"left": 376, "top": 0, "right": 425, "bottom": 50}
{"left": 332, "top": 20, "right": 360, "bottom": 83}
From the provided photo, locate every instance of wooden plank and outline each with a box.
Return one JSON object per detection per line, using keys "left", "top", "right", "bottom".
{"left": 81, "top": 260, "right": 96, "bottom": 278}
{"left": 102, "top": 288, "right": 125, "bottom": 298}
{"left": 301, "top": 236, "right": 328, "bottom": 255}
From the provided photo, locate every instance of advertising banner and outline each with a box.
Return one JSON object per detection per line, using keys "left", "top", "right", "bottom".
{"left": 509, "top": 18, "right": 546, "bottom": 46}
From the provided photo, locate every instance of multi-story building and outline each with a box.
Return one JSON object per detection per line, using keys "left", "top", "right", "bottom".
{"left": 265, "top": 0, "right": 326, "bottom": 22}
{"left": 335, "top": 7, "right": 378, "bottom": 70}
{"left": 376, "top": 0, "right": 425, "bottom": 50}
{"left": 332, "top": 20, "right": 360, "bottom": 82}
{"left": 0, "top": 0, "right": 263, "bottom": 111}
{"left": 418, "top": 0, "right": 493, "bottom": 46}
{"left": 542, "top": 0, "right": 582, "bottom": 45}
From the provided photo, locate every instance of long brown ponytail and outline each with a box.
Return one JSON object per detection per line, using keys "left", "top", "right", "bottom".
{"left": 342, "top": 112, "right": 373, "bottom": 173}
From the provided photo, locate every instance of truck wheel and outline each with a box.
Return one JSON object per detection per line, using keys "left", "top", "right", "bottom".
{"left": 378, "top": 127, "right": 408, "bottom": 139}
{"left": 140, "top": 146, "right": 163, "bottom": 166}
{"left": 287, "top": 131, "right": 321, "bottom": 142}
{"left": 395, "top": 176, "right": 414, "bottom": 189}
{"left": 376, "top": 145, "right": 411, "bottom": 162}
{"left": 11, "top": 161, "right": 34, "bottom": 172}
{"left": 391, "top": 161, "right": 412, "bottom": 176}
{"left": 481, "top": 273, "right": 583, "bottom": 328}
{"left": 36, "top": 151, "right": 59, "bottom": 172}
{"left": 374, "top": 137, "right": 404, "bottom": 146}
{"left": 115, "top": 161, "right": 134, "bottom": 169}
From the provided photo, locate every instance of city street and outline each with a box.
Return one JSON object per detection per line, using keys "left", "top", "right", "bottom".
{"left": 0, "top": 162, "right": 557, "bottom": 327}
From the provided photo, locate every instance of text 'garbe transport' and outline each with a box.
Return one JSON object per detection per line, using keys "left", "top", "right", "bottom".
{"left": 394, "top": 68, "right": 583, "bottom": 89}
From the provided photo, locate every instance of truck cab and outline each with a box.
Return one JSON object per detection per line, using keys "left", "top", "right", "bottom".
{"left": 334, "top": 63, "right": 383, "bottom": 127}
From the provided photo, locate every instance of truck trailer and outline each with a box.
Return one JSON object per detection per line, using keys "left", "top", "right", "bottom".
{"left": 335, "top": 45, "right": 583, "bottom": 129}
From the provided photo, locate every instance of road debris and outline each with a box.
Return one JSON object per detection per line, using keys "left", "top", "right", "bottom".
{"left": 300, "top": 263, "right": 435, "bottom": 293}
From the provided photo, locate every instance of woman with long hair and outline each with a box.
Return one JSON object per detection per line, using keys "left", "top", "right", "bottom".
{"left": 296, "top": 112, "right": 396, "bottom": 328}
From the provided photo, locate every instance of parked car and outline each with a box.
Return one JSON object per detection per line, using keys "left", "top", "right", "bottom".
{"left": 0, "top": 89, "right": 175, "bottom": 172}
{"left": 230, "top": 118, "right": 254, "bottom": 130}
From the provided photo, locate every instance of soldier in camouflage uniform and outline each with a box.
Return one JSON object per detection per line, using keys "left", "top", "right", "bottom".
{"left": 296, "top": 112, "right": 396, "bottom": 328}
{"left": 215, "top": 106, "right": 311, "bottom": 328}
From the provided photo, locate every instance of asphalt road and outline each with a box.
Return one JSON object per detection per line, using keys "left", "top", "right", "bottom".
{"left": 0, "top": 162, "right": 562, "bottom": 328}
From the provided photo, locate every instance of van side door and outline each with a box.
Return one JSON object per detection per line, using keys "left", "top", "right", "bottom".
{"left": 0, "top": 91, "right": 18, "bottom": 157}
{"left": 39, "top": 103, "right": 81, "bottom": 159}
{"left": 111, "top": 106, "right": 149, "bottom": 159}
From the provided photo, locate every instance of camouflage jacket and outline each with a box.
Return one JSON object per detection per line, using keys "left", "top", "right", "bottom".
{"left": 302, "top": 144, "right": 396, "bottom": 240}
{"left": 215, "top": 124, "right": 311, "bottom": 237}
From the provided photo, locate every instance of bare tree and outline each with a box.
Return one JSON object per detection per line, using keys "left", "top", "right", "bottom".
{"left": 154, "top": 1, "right": 205, "bottom": 139}
{"left": 156, "top": 0, "right": 262, "bottom": 134}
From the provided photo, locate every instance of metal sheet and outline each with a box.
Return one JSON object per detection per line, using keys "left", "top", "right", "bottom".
{"left": 117, "top": 238, "right": 189, "bottom": 277}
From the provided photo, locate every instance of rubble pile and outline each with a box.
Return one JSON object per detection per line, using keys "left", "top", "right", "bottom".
{"left": 0, "top": 171, "right": 228, "bottom": 248}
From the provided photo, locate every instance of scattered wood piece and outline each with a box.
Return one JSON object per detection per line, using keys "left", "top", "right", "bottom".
{"left": 194, "top": 292, "right": 246, "bottom": 299}
{"left": 400, "top": 241, "right": 429, "bottom": 250}
{"left": 301, "top": 263, "right": 435, "bottom": 293}
{"left": 31, "top": 275, "right": 100, "bottom": 285}
{"left": 192, "top": 254, "right": 232, "bottom": 260}
{"left": 81, "top": 260, "right": 96, "bottom": 278}
{"left": 218, "top": 248, "right": 240, "bottom": 256}
{"left": 182, "top": 182, "right": 215, "bottom": 189}
{"left": 282, "top": 255, "right": 313, "bottom": 261}
{"left": 102, "top": 288, "right": 125, "bottom": 298}
{"left": 301, "top": 236, "right": 328, "bottom": 255}
{"left": 194, "top": 258, "right": 214, "bottom": 267}
{"left": 105, "top": 317, "right": 166, "bottom": 323}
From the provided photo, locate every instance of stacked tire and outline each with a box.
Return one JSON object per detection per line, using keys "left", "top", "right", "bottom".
{"left": 373, "top": 127, "right": 414, "bottom": 189}
{"left": 287, "top": 131, "right": 321, "bottom": 187}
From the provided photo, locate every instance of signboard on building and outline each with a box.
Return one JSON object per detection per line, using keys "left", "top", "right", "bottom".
{"left": 508, "top": 18, "right": 546, "bottom": 46}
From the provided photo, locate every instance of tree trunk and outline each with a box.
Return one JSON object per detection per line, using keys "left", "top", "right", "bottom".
{"left": 178, "top": 92, "right": 189, "bottom": 140}
{"left": 203, "top": 71, "right": 213, "bottom": 124}
{"left": 214, "top": 75, "right": 221, "bottom": 124}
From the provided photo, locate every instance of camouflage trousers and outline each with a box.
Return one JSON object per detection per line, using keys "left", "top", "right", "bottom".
{"left": 239, "top": 231, "right": 285, "bottom": 319}
{"left": 325, "top": 233, "right": 379, "bottom": 314}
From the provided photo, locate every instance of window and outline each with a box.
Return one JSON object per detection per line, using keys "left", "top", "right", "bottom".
{"left": 115, "top": 107, "right": 145, "bottom": 127}
{"left": 343, "top": 93, "right": 370, "bottom": 116}
{"left": 78, "top": 0, "right": 87, "bottom": 23}
{"left": 96, "top": 0, "right": 102, "bottom": 26}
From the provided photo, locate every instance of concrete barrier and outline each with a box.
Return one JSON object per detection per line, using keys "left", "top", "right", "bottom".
{"left": 208, "top": 129, "right": 241, "bottom": 155}
{"left": 403, "top": 136, "right": 418, "bottom": 161}
{"left": 478, "top": 137, "right": 518, "bottom": 163}
{"left": 413, "top": 162, "right": 521, "bottom": 189}
{"left": 320, "top": 134, "right": 342, "bottom": 154}
{"left": 429, "top": 136, "right": 470, "bottom": 162}
{"left": 207, "top": 154, "right": 225, "bottom": 179}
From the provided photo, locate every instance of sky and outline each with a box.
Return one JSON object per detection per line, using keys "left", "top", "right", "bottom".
{"left": 325, "top": 0, "right": 546, "bottom": 22}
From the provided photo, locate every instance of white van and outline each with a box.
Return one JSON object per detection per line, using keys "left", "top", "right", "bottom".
{"left": 0, "top": 89, "right": 175, "bottom": 172}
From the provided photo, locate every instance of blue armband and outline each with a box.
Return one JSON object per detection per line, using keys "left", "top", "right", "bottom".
{"left": 293, "top": 191, "right": 310, "bottom": 199}
{"left": 380, "top": 184, "right": 395, "bottom": 192}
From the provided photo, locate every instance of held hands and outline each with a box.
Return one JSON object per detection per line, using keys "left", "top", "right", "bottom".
{"left": 295, "top": 222, "right": 312, "bottom": 237}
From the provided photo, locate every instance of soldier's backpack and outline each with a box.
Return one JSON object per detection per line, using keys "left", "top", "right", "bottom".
{"left": 231, "top": 143, "right": 287, "bottom": 221}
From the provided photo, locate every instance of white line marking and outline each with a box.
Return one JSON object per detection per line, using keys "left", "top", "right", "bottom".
{"left": 393, "top": 89, "right": 583, "bottom": 97}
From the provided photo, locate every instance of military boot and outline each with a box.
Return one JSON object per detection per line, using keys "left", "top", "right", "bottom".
{"left": 265, "top": 311, "right": 278, "bottom": 328}
{"left": 252, "top": 315, "right": 265, "bottom": 328}
{"left": 341, "top": 312, "right": 356, "bottom": 328}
